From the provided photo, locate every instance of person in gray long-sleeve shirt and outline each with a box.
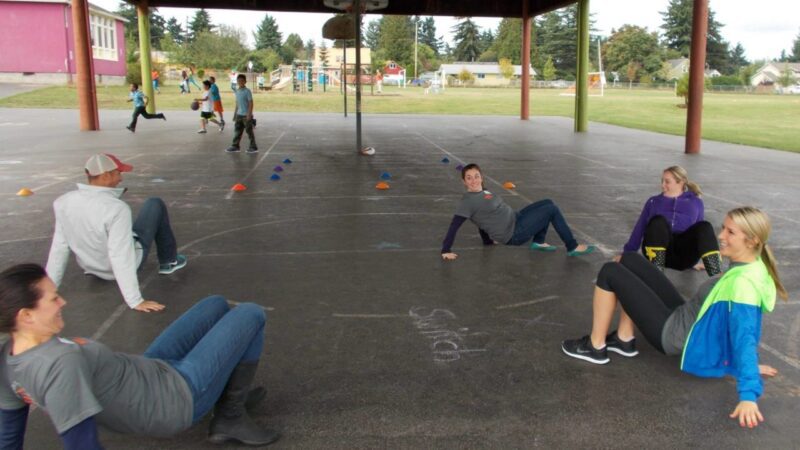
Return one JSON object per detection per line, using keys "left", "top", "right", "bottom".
{"left": 440, "top": 163, "right": 595, "bottom": 261}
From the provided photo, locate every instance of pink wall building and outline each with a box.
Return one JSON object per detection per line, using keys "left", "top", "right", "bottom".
{"left": 0, "top": 0, "right": 128, "bottom": 84}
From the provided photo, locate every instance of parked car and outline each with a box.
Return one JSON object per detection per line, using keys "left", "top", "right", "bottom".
{"left": 786, "top": 84, "right": 800, "bottom": 94}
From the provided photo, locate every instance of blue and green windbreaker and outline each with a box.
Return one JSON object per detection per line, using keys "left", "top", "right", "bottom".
{"left": 680, "top": 259, "right": 776, "bottom": 402}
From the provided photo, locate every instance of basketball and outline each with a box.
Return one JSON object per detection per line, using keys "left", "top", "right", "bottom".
{"left": 190, "top": 101, "right": 200, "bottom": 111}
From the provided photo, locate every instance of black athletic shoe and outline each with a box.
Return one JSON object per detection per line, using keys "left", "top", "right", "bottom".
{"left": 126, "top": 126, "right": 135, "bottom": 133}
{"left": 561, "top": 335, "right": 609, "bottom": 365}
{"left": 225, "top": 146, "right": 241, "bottom": 153}
{"left": 605, "top": 330, "right": 639, "bottom": 357}
{"left": 246, "top": 146, "right": 259, "bottom": 154}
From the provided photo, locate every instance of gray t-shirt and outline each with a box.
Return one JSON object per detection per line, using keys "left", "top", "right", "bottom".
{"left": 0, "top": 336, "right": 192, "bottom": 436}
{"left": 661, "top": 262, "right": 742, "bottom": 355}
{"left": 455, "top": 190, "right": 516, "bottom": 244}
{"left": 235, "top": 86, "right": 253, "bottom": 116}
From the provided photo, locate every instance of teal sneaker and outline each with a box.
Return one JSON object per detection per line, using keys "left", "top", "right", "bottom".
{"left": 567, "top": 245, "right": 596, "bottom": 257}
{"left": 159, "top": 254, "right": 187, "bottom": 275}
{"left": 530, "top": 242, "right": 557, "bottom": 252}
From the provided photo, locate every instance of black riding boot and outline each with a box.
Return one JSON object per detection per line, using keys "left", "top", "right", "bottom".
{"left": 208, "top": 361, "right": 280, "bottom": 446}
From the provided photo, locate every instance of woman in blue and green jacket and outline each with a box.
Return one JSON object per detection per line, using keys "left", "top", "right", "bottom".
{"left": 562, "top": 206, "right": 787, "bottom": 428}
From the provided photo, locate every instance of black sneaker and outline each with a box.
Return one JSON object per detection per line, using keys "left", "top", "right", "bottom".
{"left": 605, "top": 330, "right": 638, "bottom": 357}
{"left": 561, "top": 335, "right": 609, "bottom": 365}
{"left": 225, "top": 146, "right": 241, "bottom": 153}
{"left": 246, "top": 146, "right": 259, "bottom": 154}
{"left": 126, "top": 126, "right": 135, "bottom": 133}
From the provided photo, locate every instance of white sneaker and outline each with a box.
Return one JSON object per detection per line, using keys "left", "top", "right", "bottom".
{"left": 197, "top": 129, "right": 207, "bottom": 134}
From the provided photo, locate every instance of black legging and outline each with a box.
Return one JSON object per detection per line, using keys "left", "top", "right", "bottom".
{"left": 643, "top": 216, "right": 718, "bottom": 270}
{"left": 596, "top": 252, "right": 685, "bottom": 353}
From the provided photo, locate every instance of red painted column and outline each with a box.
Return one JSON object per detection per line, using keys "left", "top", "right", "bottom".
{"left": 521, "top": 0, "right": 531, "bottom": 120}
{"left": 685, "top": 0, "right": 708, "bottom": 154}
{"left": 71, "top": 0, "right": 99, "bottom": 130}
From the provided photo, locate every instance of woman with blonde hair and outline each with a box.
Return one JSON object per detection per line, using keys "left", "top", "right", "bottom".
{"left": 619, "top": 166, "right": 721, "bottom": 276}
{"left": 563, "top": 206, "right": 787, "bottom": 428}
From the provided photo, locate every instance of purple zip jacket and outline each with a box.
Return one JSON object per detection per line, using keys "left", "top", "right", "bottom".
{"left": 623, "top": 191, "right": 704, "bottom": 252}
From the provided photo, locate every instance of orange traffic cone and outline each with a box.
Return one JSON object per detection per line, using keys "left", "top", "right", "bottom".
{"left": 502, "top": 181, "right": 516, "bottom": 189}
{"left": 16, "top": 188, "right": 33, "bottom": 197}
{"left": 375, "top": 181, "right": 390, "bottom": 190}
{"left": 231, "top": 183, "right": 247, "bottom": 192}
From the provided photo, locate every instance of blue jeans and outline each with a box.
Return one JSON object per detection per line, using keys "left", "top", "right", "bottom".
{"left": 133, "top": 197, "right": 177, "bottom": 266}
{"left": 507, "top": 199, "right": 578, "bottom": 251}
{"left": 143, "top": 296, "right": 266, "bottom": 423}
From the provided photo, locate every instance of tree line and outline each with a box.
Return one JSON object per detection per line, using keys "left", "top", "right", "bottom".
{"left": 119, "top": 0, "right": 800, "bottom": 86}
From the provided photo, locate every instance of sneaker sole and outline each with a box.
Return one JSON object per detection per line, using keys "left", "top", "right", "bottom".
{"left": 561, "top": 345, "right": 610, "bottom": 364}
{"left": 159, "top": 262, "right": 187, "bottom": 275}
{"left": 606, "top": 347, "right": 639, "bottom": 357}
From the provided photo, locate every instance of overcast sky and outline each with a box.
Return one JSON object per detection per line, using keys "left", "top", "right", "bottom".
{"left": 95, "top": 0, "right": 799, "bottom": 61}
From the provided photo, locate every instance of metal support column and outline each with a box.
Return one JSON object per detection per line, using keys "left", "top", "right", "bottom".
{"left": 685, "top": 0, "right": 708, "bottom": 154}
{"left": 574, "top": 0, "right": 589, "bottom": 132}
{"left": 71, "top": 0, "right": 99, "bottom": 130}
{"left": 354, "top": 0, "right": 362, "bottom": 152}
{"left": 137, "top": 2, "right": 156, "bottom": 114}
{"left": 520, "top": 0, "right": 531, "bottom": 120}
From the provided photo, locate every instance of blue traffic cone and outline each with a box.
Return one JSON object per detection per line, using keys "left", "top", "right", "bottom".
{"left": 380, "top": 172, "right": 391, "bottom": 180}
{"left": 441, "top": 157, "right": 450, "bottom": 163}
{"left": 270, "top": 173, "right": 281, "bottom": 181}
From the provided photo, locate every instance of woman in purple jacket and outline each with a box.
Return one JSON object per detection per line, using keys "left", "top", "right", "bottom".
{"left": 620, "top": 166, "right": 721, "bottom": 276}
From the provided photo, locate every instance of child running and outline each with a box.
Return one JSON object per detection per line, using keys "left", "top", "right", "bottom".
{"left": 195, "top": 80, "right": 222, "bottom": 134}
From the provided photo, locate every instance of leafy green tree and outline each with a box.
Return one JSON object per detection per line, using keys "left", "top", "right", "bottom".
{"left": 364, "top": 19, "right": 382, "bottom": 51}
{"left": 790, "top": 29, "right": 800, "bottom": 62}
{"left": 281, "top": 33, "right": 305, "bottom": 63}
{"left": 535, "top": 5, "right": 596, "bottom": 79}
{"left": 478, "top": 30, "right": 495, "bottom": 54}
{"left": 492, "top": 19, "right": 522, "bottom": 65}
{"left": 738, "top": 63, "right": 758, "bottom": 86}
{"left": 318, "top": 40, "right": 329, "bottom": 67}
{"left": 181, "top": 30, "right": 247, "bottom": 70}
{"left": 419, "top": 17, "right": 441, "bottom": 55}
{"left": 777, "top": 64, "right": 796, "bottom": 87}
{"left": 660, "top": 0, "right": 729, "bottom": 73}
{"left": 114, "top": 4, "right": 166, "bottom": 49}
{"left": 626, "top": 61, "right": 641, "bottom": 86}
{"left": 676, "top": 72, "right": 711, "bottom": 105}
{"left": 452, "top": 18, "right": 481, "bottom": 62}
{"left": 457, "top": 68, "right": 475, "bottom": 85}
{"left": 239, "top": 49, "right": 281, "bottom": 73}
{"left": 305, "top": 39, "right": 316, "bottom": 61}
{"left": 416, "top": 43, "right": 440, "bottom": 72}
{"left": 542, "top": 56, "right": 556, "bottom": 80}
{"left": 498, "top": 58, "right": 514, "bottom": 79}
{"left": 378, "top": 16, "right": 415, "bottom": 69}
{"left": 602, "top": 25, "right": 663, "bottom": 78}
{"left": 188, "top": 9, "right": 214, "bottom": 42}
{"left": 728, "top": 43, "right": 749, "bottom": 71}
{"left": 165, "top": 17, "right": 185, "bottom": 45}
{"left": 254, "top": 14, "right": 282, "bottom": 51}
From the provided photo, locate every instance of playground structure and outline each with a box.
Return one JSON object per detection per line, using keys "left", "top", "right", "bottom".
{"left": 260, "top": 62, "right": 382, "bottom": 96}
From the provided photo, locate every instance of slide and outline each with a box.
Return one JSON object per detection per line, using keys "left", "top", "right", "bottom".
{"left": 270, "top": 76, "right": 293, "bottom": 91}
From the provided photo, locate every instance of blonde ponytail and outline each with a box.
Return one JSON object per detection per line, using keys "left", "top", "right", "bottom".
{"left": 761, "top": 244, "right": 788, "bottom": 301}
{"left": 664, "top": 166, "right": 702, "bottom": 197}
{"left": 727, "top": 206, "right": 787, "bottom": 301}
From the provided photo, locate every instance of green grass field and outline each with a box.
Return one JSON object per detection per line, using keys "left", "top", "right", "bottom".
{"left": 1, "top": 84, "right": 798, "bottom": 152}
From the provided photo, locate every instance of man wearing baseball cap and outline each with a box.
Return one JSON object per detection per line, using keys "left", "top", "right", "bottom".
{"left": 45, "top": 153, "right": 187, "bottom": 312}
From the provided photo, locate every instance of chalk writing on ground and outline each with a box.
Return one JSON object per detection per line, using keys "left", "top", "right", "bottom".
{"left": 409, "top": 307, "right": 487, "bottom": 363}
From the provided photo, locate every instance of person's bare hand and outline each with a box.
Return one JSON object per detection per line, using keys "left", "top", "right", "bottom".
{"left": 759, "top": 364, "right": 778, "bottom": 377}
{"left": 729, "top": 401, "right": 764, "bottom": 428}
{"left": 441, "top": 252, "right": 458, "bottom": 261}
{"left": 612, "top": 254, "right": 622, "bottom": 263}
{"left": 134, "top": 300, "right": 166, "bottom": 312}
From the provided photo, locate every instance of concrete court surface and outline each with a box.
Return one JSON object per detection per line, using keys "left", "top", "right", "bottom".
{"left": 0, "top": 106, "right": 798, "bottom": 449}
